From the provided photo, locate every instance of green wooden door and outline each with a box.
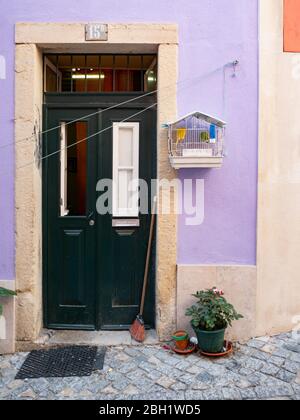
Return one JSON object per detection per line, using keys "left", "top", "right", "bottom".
{"left": 43, "top": 96, "right": 156, "bottom": 330}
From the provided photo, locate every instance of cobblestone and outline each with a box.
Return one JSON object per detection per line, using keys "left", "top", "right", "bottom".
{"left": 240, "top": 388, "right": 257, "bottom": 400}
{"left": 260, "top": 363, "right": 280, "bottom": 376}
{"left": 283, "top": 360, "right": 300, "bottom": 374}
{"left": 222, "top": 387, "right": 242, "bottom": 400}
{"left": 0, "top": 333, "right": 299, "bottom": 400}
{"left": 255, "top": 383, "right": 294, "bottom": 399}
{"left": 247, "top": 339, "right": 266, "bottom": 350}
{"left": 276, "top": 369, "right": 296, "bottom": 383}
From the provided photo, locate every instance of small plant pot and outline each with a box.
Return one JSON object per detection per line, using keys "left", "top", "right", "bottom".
{"left": 172, "top": 330, "right": 189, "bottom": 351}
{"left": 192, "top": 326, "right": 226, "bottom": 354}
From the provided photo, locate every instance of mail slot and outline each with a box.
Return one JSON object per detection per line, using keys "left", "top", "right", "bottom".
{"left": 112, "top": 219, "right": 140, "bottom": 228}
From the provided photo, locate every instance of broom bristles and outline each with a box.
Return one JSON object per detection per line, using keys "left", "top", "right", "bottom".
{"left": 130, "top": 316, "right": 145, "bottom": 343}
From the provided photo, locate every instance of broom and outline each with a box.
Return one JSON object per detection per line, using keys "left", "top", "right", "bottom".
{"left": 130, "top": 197, "right": 157, "bottom": 342}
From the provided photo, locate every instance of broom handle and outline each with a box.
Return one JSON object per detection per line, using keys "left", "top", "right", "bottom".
{"left": 139, "top": 197, "right": 157, "bottom": 316}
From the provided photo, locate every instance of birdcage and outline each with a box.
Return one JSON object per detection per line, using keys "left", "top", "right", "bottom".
{"left": 166, "top": 112, "right": 226, "bottom": 169}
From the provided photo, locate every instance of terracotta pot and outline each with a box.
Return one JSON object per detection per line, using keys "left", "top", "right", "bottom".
{"left": 172, "top": 330, "right": 189, "bottom": 351}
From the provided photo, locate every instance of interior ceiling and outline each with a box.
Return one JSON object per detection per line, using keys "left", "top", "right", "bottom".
{"left": 47, "top": 54, "right": 156, "bottom": 69}
{"left": 42, "top": 44, "right": 158, "bottom": 54}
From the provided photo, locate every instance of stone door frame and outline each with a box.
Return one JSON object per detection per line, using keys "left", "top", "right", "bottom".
{"left": 15, "top": 22, "right": 178, "bottom": 346}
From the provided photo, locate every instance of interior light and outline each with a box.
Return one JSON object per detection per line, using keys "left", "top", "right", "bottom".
{"left": 72, "top": 74, "right": 86, "bottom": 79}
{"left": 147, "top": 71, "right": 156, "bottom": 83}
{"left": 72, "top": 74, "right": 105, "bottom": 80}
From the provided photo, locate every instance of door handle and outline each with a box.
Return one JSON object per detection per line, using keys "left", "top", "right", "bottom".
{"left": 87, "top": 211, "right": 95, "bottom": 226}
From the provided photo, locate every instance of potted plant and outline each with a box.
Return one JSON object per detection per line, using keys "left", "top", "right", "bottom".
{"left": 185, "top": 287, "right": 243, "bottom": 354}
{"left": 0, "top": 287, "right": 16, "bottom": 317}
{"left": 172, "top": 330, "right": 189, "bottom": 351}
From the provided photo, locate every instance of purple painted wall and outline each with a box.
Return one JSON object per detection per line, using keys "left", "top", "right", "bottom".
{"left": 177, "top": 2, "right": 258, "bottom": 265}
{"left": 0, "top": 0, "right": 258, "bottom": 279}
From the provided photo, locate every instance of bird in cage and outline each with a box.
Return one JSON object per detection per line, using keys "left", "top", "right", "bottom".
{"left": 200, "top": 131, "right": 210, "bottom": 143}
{"left": 176, "top": 127, "right": 187, "bottom": 145}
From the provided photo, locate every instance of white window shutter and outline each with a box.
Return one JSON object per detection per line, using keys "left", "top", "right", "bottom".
{"left": 60, "top": 122, "right": 69, "bottom": 216}
{"left": 113, "top": 122, "right": 139, "bottom": 217}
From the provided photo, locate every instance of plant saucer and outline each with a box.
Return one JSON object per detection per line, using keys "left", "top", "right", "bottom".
{"left": 199, "top": 340, "right": 233, "bottom": 358}
{"left": 171, "top": 342, "right": 197, "bottom": 355}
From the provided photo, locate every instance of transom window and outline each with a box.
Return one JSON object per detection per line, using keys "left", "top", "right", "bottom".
{"left": 44, "top": 54, "right": 157, "bottom": 93}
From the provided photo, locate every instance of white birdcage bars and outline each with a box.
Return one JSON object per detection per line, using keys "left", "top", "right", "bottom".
{"left": 166, "top": 111, "right": 226, "bottom": 169}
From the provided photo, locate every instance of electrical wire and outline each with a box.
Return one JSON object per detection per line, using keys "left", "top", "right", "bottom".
{"left": 0, "top": 89, "right": 157, "bottom": 150}
{"left": 0, "top": 62, "right": 237, "bottom": 151}
{"left": 0, "top": 60, "right": 238, "bottom": 177}
{"left": 15, "top": 102, "right": 157, "bottom": 173}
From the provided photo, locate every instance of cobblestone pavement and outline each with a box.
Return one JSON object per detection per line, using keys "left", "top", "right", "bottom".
{"left": 1, "top": 332, "right": 300, "bottom": 400}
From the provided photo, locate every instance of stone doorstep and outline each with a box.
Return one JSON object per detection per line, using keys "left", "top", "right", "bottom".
{"left": 16, "top": 329, "right": 159, "bottom": 351}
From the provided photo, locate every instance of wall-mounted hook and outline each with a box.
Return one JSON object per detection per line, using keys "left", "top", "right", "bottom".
{"left": 232, "top": 60, "right": 239, "bottom": 78}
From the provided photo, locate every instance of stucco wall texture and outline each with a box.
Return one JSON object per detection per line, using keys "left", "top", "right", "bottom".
{"left": 0, "top": 0, "right": 259, "bottom": 281}
{"left": 257, "top": 0, "right": 300, "bottom": 337}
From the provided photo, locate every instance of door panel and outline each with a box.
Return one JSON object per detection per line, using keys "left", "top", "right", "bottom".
{"left": 44, "top": 109, "right": 97, "bottom": 329}
{"left": 111, "top": 233, "right": 139, "bottom": 307}
{"left": 61, "top": 229, "right": 85, "bottom": 306}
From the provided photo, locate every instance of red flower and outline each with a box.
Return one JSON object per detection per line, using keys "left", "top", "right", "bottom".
{"left": 212, "top": 288, "right": 224, "bottom": 296}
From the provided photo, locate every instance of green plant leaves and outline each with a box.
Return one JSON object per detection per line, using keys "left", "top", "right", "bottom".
{"left": 0, "top": 287, "right": 16, "bottom": 317}
{"left": 0, "top": 287, "right": 16, "bottom": 297}
{"left": 185, "top": 287, "right": 243, "bottom": 331}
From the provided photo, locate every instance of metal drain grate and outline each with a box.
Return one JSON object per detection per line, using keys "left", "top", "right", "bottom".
{"left": 16, "top": 346, "right": 103, "bottom": 379}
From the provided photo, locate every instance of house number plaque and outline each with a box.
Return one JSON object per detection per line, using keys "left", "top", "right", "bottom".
{"left": 85, "top": 24, "right": 108, "bottom": 41}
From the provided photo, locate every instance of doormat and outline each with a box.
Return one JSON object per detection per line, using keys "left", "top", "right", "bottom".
{"left": 16, "top": 345, "right": 106, "bottom": 379}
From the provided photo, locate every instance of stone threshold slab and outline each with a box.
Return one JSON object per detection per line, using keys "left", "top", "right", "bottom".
{"left": 27, "top": 329, "right": 159, "bottom": 348}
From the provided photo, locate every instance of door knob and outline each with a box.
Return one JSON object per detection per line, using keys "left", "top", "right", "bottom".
{"left": 87, "top": 211, "right": 95, "bottom": 226}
